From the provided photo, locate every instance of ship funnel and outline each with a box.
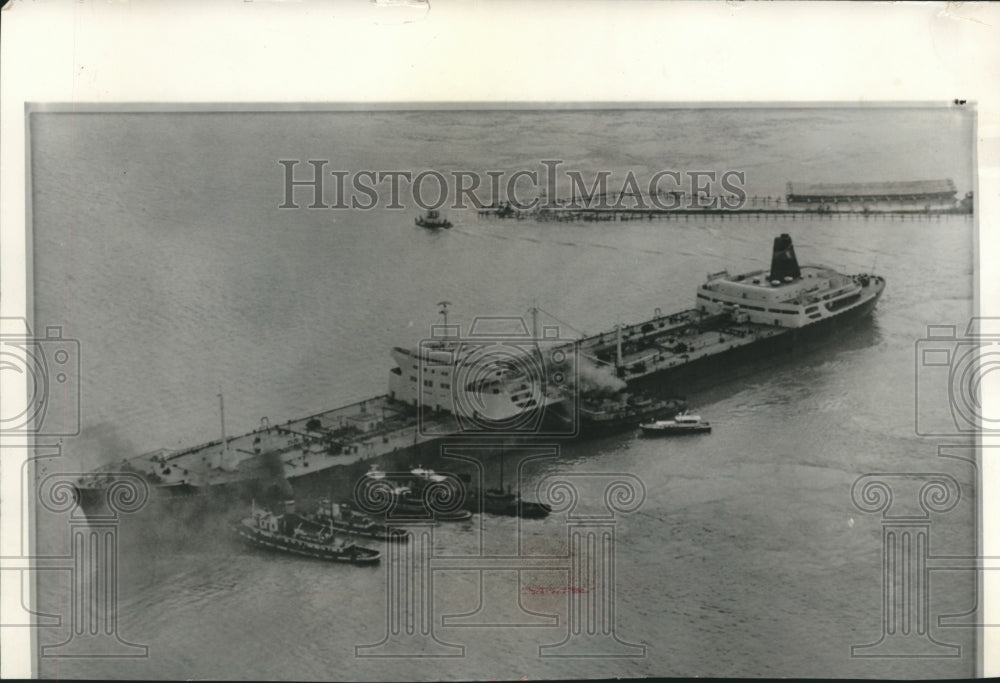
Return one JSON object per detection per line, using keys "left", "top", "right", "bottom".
{"left": 769, "top": 233, "right": 801, "bottom": 282}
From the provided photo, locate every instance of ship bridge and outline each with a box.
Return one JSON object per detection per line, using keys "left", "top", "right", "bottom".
{"left": 387, "top": 342, "right": 561, "bottom": 418}
{"left": 694, "top": 234, "right": 880, "bottom": 329}
{"left": 701, "top": 265, "right": 854, "bottom": 306}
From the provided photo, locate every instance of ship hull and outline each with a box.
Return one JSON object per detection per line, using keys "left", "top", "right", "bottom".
{"left": 72, "top": 432, "right": 449, "bottom": 513}
{"left": 73, "top": 473, "right": 304, "bottom": 515}
{"left": 388, "top": 504, "right": 473, "bottom": 522}
{"left": 577, "top": 399, "right": 686, "bottom": 437}
{"left": 461, "top": 491, "right": 552, "bottom": 518}
{"left": 75, "top": 292, "right": 878, "bottom": 512}
{"left": 302, "top": 516, "right": 409, "bottom": 542}
{"left": 639, "top": 424, "right": 712, "bottom": 436}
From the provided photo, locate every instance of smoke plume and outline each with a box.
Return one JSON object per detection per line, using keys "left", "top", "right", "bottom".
{"left": 574, "top": 356, "right": 626, "bottom": 396}
{"left": 260, "top": 449, "right": 295, "bottom": 500}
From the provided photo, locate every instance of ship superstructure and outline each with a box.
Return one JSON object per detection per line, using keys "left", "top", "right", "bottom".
{"left": 387, "top": 343, "right": 559, "bottom": 421}
{"left": 695, "top": 234, "right": 879, "bottom": 327}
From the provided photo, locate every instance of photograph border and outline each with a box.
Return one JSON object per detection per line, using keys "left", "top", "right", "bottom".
{"left": 3, "top": 1, "right": 998, "bottom": 678}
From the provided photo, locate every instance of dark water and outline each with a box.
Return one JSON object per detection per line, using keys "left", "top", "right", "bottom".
{"left": 30, "top": 108, "right": 977, "bottom": 679}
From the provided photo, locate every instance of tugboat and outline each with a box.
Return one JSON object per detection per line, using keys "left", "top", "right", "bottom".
{"left": 410, "top": 455, "right": 552, "bottom": 519}
{"left": 639, "top": 412, "right": 711, "bottom": 436}
{"left": 415, "top": 209, "right": 452, "bottom": 229}
{"left": 468, "top": 447, "right": 551, "bottom": 518}
{"left": 232, "top": 500, "right": 381, "bottom": 565}
{"left": 363, "top": 466, "right": 473, "bottom": 521}
{"left": 472, "top": 485, "right": 551, "bottom": 518}
{"left": 304, "top": 498, "right": 409, "bottom": 542}
{"left": 393, "top": 483, "right": 474, "bottom": 521}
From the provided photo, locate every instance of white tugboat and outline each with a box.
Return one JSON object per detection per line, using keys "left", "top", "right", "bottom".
{"left": 639, "top": 412, "right": 711, "bottom": 436}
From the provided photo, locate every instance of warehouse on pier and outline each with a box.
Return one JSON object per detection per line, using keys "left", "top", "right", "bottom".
{"left": 785, "top": 179, "right": 965, "bottom": 213}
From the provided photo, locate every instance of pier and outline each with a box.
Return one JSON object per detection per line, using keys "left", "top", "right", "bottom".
{"left": 476, "top": 178, "right": 973, "bottom": 223}
{"left": 478, "top": 206, "right": 969, "bottom": 223}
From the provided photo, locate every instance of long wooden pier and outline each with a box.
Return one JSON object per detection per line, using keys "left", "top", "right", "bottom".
{"left": 477, "top": 204, "right": 972, "bottom": 222}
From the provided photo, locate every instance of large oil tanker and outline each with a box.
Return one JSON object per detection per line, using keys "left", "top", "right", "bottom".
{"left": 72, "top": 234, "right": 884, "bottom": 506}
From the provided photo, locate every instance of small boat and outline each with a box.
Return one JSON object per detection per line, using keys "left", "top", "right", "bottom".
{"left": 304, "top": 498, "right": 409, "bottom": 542}
{"left": 639, "top": 412, "right": 711, "bottom": 436}
{"left": 232, "top": 500, "right": 381, "bottom": 565}
{"left": 415, "top": 209, "right": 452, "bottom": 229}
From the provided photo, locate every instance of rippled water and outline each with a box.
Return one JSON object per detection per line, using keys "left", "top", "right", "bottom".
{"left": 30, "top": 108, "right": 977, "bottom": 679}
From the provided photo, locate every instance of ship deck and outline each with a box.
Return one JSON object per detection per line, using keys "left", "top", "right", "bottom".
{"left": 77, "top": 395, "right": 451, "bottom": 490}
{"left": 573, "top": 309, "right": 787, "bottom": 383}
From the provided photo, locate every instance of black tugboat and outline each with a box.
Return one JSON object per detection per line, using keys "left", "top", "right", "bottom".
{"left": 304, "top": 498, "right": 409, "bottom": 542}
{"left": 232, "top": 500, "right": 381, "bottom": 565}
{"left": 466, "top": 482, "right": 551, "bottom": 519}
{"left": 415, "top": 209, "right": 452, "bottom": 229}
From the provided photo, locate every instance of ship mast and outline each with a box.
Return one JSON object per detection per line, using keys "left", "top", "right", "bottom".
{"left": 219, "top": 390, "right": 227, "bottom": 449}
{"left": 438, "top": 300, "right": 451, "bottom": 328}
{"left": 616, "top": 321, "right": 623, "bottom": 372}
{"left": 218, "top": 389, "right": 230, "bottom": 469}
